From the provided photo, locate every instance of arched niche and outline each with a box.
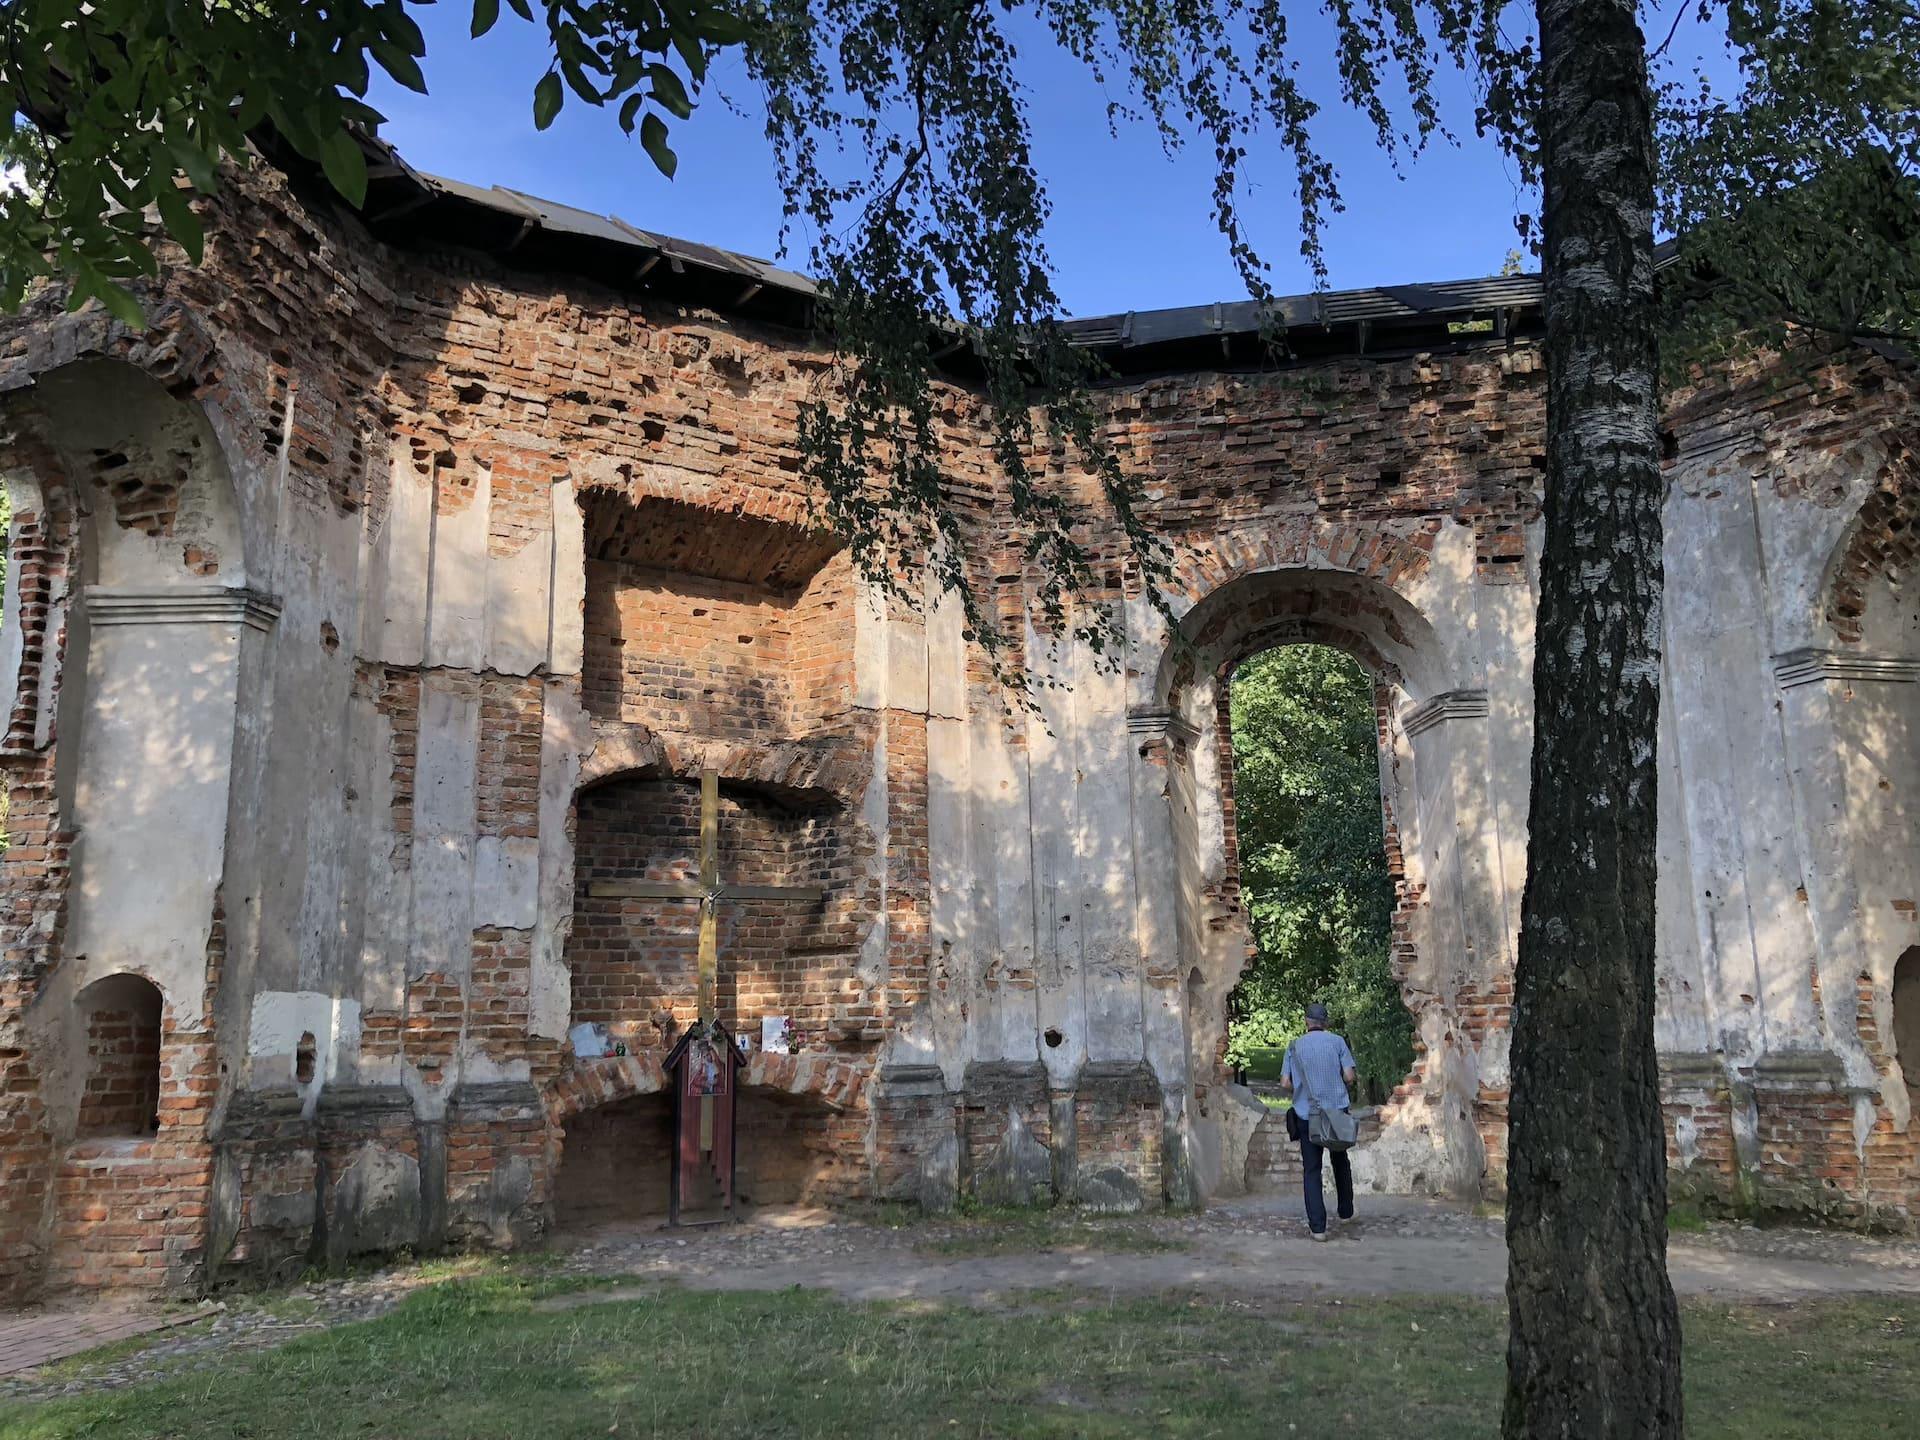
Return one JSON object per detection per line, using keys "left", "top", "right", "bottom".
{"left": 71, "top": 973, "right": 164, "bottom": 1139}
{"left": 34, "top": 358, "right": 249, "bottom": 593}
{"left": 10, "top": 359, "right": 273, "bottom": 1022}
{"left": 1819, "top": 448, "right": 1920, "bottom": 655}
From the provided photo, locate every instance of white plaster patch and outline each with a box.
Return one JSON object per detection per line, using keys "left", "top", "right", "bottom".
{"left": 248, "top": 989, "right": 362, "bottom": 1084}
{"left": 364, "top": 454, "right": 433, "bottom": 665}
{"left": 427, "top": 463, "right": 491, "bottom": 670}
{"left": 532, "top": 681, "right": 591, "bottom": 1041}
{"left": 474, "top": 836, "right": 540, "bottom": 929}
{"left": 1882, "top": 1065, "right": 1913, "bottom": 1133}
{"left": 1672, "top": 1112, "right": 1699, "bottom": 1170}
{"left": 411, "top": 834, "right": 475, "bottom": 978}
{"left": 484, "top": 532, "right": 551, "bottom": 676}
{"left": 853, "top": 577, "right": 890, "bottom": 710}
{"left": 548, "top": 477, "right": 586, "bottom": 676}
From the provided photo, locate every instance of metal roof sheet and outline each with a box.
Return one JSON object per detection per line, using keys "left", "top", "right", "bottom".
{"left": 349, "top": 129, "right": 1541, "bottom": 358}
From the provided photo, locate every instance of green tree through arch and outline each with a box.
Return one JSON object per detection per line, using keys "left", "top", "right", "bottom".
{"left": 1226, "top": 644, "right": 1412, "bottom": 1101}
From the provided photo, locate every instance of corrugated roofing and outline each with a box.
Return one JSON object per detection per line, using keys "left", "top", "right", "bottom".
{"left": 343, "top": 130, "right": 1542, "bottom": 366}
{"left": 1063, "top": 275, "right": 1542, "bottom": 350}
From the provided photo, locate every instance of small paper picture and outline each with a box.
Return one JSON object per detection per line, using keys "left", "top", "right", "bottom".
{"left": 761, "top": 1015, "right": 791, "bottom": 1055}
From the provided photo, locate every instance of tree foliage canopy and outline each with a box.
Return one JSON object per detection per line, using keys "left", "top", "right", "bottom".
{"left": 1655, "top": 0, "right": 1920, "bottom": 368}
{"left": 1, "top": 2, "right": 1913, "bottom": 673}
{"left": 1226, "top": 645, "right": 1412, "bottom": 1098}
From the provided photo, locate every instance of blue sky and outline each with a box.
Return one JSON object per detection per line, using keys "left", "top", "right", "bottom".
{"left": 365, "top": 6, "right": 1714, "bottom": 317}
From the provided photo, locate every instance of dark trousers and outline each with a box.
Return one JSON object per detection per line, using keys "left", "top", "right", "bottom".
{"left": 1299, "top": 1133, "right": 1355, "bottom": 1234}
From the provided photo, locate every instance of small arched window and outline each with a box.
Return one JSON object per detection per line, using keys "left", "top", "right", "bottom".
{"left": 74, "top": 974, "right": 163, "bottom": 1137}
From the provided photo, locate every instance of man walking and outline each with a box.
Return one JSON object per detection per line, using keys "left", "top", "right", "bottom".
{"left": 1281, "top": 1001, "right": 1357, "bottom": 1241}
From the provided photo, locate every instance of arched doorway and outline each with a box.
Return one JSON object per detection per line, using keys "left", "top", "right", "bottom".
{"left": 1220, "top": 645, "right": 1414, "bottom": 1104}
{"left": 1149, "top": 557, "right": 1511, "bottom": 1202}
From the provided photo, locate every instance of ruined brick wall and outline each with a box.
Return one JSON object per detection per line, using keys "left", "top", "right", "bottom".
{"left": 0, "top": 425, "right": 79, "bottom": 1296}
{"left": 7, "top": 143, "right": 1920, "bottom": 1302}
{"left": 552, "top": 1087, "right": 865, "bottom": 1222}
{"left": 1103, "top": 349, "right": 1544, "bottom": 576}
{"left": 584, "top": 561, "right": 799, "bottom": 737}
{"left": 569, "top": 777, "right": 868, "bottom": 1048}
{"left": 1072, "top": 1067, "right": 1165, "bottom": 1206}
{"left": 582, "top": 547, "right": 855, "bottom": 740}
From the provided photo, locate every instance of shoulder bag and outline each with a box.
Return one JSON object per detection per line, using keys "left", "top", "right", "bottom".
{"left": 1302, "top": 1053, "right": 1359, "bottom": 1151}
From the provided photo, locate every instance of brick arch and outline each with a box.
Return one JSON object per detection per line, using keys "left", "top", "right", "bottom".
{"left": 1, "top": 291, "right": 373, "bottom": 542}
{"left": 0, "top": 301, "right": 256, "bottom": 470}
{"left": 1220, "top": 615, "right": 1405, "bottom": 692}
{"left": 545, "top": 1049, "right": 869, "bottom": 1123}
{"left": 1154, "top": 557, "right": 1451, "bottom": 710}
{"left": 1822, "top": 437, "right": 1920, "bottom": 646}
{"left": 1161, "top": 520, "right": 1440, "bottom": 623}
{"left": 578, "top": 718, "right": 874, "bottom": 807}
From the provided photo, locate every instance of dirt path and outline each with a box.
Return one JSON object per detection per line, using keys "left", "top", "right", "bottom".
{"left": 552, "top": 1194, "right": 1920, "bottom": 1309}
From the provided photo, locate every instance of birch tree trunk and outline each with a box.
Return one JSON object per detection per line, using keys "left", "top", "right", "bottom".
{"left": 1503, "top": 0, "right": 1683, "bottom": 1434}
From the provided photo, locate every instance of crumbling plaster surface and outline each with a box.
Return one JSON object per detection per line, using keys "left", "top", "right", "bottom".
{"left": 12, "top": 360, "right": 267, "bottom": 1137}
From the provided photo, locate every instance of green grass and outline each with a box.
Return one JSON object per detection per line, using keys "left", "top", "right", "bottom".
{"left": 1239, "top": 1046, "right": 1289, "bottom": 1083}
{"left": 0, "top": 1279, "right": 1911, "bottom": 1439}
{"left": 1666, "top": 1201, "right": 1710, "bottom": 1233}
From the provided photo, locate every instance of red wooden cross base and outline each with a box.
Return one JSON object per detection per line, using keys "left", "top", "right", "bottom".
{"left": 665, "top": 1021, "right": 745, "bottom": 1226}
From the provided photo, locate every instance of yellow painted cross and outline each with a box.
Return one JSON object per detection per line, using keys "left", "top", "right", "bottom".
{"left": 586, "top": 768, "right": 824, "bottom": 1024}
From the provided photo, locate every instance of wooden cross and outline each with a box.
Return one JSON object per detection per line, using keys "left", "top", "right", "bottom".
{"left": 586, "top": 768, "right": 823, "bottom": 1025}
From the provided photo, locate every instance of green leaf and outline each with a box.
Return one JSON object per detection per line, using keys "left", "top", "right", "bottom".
{"left": 534, "top": 72, "right": 564, "bottom": 130}
{"left": 168, "top": 138, "right": 219, "bottom": 193}
{"left": 672, "top": 29, "right": 709, "bottom": 84}
{"left": 372, "top": 40, "right": 428, "bottom": 95}
{"left": 561, "top": 60, "right": 601, "bottom": 106}
{"left": 640, "top": 112, "right": 678, "bottom": 178}
{"left": 611, "top": 54, "right": 648, "bottom": 95}
{"left": 379, "top": 3, "right": 428, "bottom": 56}
{"left": 619, "top": 93, "right": 646, "bottom": 136}
{"left": 694, "top": 5, "right": 751, "bottom": 45}
{"left": 153, "top": 184, "right": 205, "bottom": 265}
{"left": 92, "top": 275, "right": 147, "bottom": 330}
{"left": 649, "top": 65, "right": 693, "bottom": 119}
{"left": 506, "top": 0, "right": 533, "bottom": 18}
{"left": 320, "top": 129, "right": 369, "bottom": 208}
{"left": 471, "top": 0, "right": 500, "bottom": 38}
